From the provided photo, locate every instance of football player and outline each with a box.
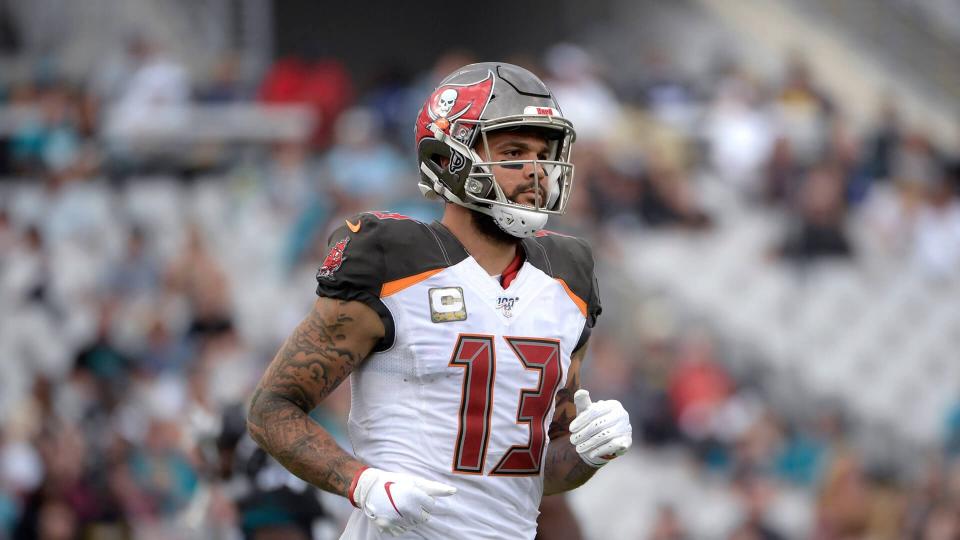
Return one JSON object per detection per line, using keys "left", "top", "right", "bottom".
{"left": 248, "top": 62, "right": 632, "bottom": 538}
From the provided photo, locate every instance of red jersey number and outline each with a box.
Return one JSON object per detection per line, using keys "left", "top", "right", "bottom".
{"left": 449, "top": 334, "right": 563, "bottom": 476}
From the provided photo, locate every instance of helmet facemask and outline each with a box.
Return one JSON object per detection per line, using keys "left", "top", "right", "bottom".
{"left": 418, "top": 114, "right": 576, "bottom": 237}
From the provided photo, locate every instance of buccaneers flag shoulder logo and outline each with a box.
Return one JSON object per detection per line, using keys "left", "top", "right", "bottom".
{"left": 416, "top": 71, "right": 495, "bottom": 140}
{"left": 317, "top": 237, "right": 349, "bottom": 281}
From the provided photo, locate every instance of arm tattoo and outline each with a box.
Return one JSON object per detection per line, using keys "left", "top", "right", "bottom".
{"left": 247, "top": 298, "right": 381, "bottom": 498}
{"left": 544, "top": 442, "right": 597, "bottom": 495}
{"left": 547, "top": 367, "right": 578, "bottom": 440}
{"left": 543, "top": 343, "right": 598, "bottom": 495}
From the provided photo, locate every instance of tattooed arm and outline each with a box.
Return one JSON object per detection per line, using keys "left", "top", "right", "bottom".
{"left": 543, "top": 343, "right": 598, "bottom": 495}
{"left": 247, "top": 297, "right": 384, "bottom": 498}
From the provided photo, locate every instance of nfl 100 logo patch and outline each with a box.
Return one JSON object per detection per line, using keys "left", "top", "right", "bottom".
{"left": 496, "top": 296, "right": 519, "bottom": 318}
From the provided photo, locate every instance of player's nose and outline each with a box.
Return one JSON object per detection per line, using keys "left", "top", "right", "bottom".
{"left": 523, "top": 159, "right": 547, "bottom": 181}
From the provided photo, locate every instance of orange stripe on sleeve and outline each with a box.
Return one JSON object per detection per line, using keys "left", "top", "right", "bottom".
{"left": 381, "top": 268, "right": 444, "bottom": 297}
{"left": 555, "top": 278, "right": 588, "bottom": 317}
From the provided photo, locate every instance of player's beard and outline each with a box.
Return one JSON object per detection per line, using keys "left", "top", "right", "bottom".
{"left": 470, "top": 208, "right": 519, "bottom": 246}
{"left": 470, "top": 174, "right": 543, "bottom": 245}
{"left": 469, "top": 180, "right": 543, "bottom": 245}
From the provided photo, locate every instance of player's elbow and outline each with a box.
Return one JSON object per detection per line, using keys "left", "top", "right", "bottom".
{"left": 246, "top": 417, "right": 265, "bottom": 449}
{"left": 246, "top": 388, "right": 272, "bottom": 448}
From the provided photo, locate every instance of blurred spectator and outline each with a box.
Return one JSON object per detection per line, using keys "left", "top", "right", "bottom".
{"left": 259, "top": 58, "right": 354, "bottom": 149}
{"left": 640, "top": 160, "right": 712, "bottom": 230}
{"left": 106, "top": 224, "right": 161, "bottom": 301}
{"left": 859, "top": 97, "right": 902, "bottom": 185}
{"left": 165, "top": 223, "right": 233, "bottom": 341}
{"left": 363, "top": 61, "right": 416, "bottom": 146}
{"left": 823, "top": 115, "right": 864, "bottom": 207}
{"left": 910, "top": 178, "right": 960, "bottom": 278}
{"left": 125, "top": 418, "right": 198, "bottom": 518}
{"left": 779, "top": 164, "right": 854, "bottom": 261}
{"left": 668, "top": 332, "right": 733, "bottom": 452}
{"left": 774, "top": 53, "right": 833, "bottom": 168}
{"left": 729, "top": 473, "right": 787, "bottom": 540}
{"left": 648, "top": 505, "right": 688, "bottom": 540}
{"left": 704, "top": 66, "right": 776, "bottom": 197}
{"left": 105, "top": 34, "right": 191, "bottom": 136}
{"left": 948, "top": 150, "right": 960, "bottom": 196}
{"left": 0, "top": 209, "right": 13, "bottom": 268}
{"left": 584, "top": 153, "right": 644, "bottom": 228}
{"left": 0, "top": 226, "right": 73, "bottom": 415}
{"left": 774, "top": 414, "right": 834, "bottom": 488}
{"left": 0, "top": 2, "right": 19, "bottom": 54}
{"left": 764, "top": 135, "right": 802, "bottom": 207}
{"left": 12, "top": 422, "right": 96, "bottom": 540}
{"left": 322, "top": 106, "right": 406, "bottom": 215}
{"left": 627, "top": 337, "right": 682, "bottom": 446}
{"left": 196, "top": 53, "right": 248, "bottom": 103}
{"left": 138, "top": 314, "right": 193, "bottom": 376}
{"left": 946, "top": 399, "right": 960, "bottom": 459}
{"left": 73, "top": 302, "right": 132, "bottom": 409}
{"left": 1, "top": 224, "right": 49, "bottom": 308}
{"left": 230, "top": 430, "right": 331, "bottom": 540}
{"left": 919, "top": 502, "right": 960, "bottom": 540}
{"left": 891, "top": 131, "right": 942, "bottom": 191}
{"left": 631, "top": 49, "right": 699, "bottom": 132}
{"left": 813, "top": 450, "right": 873, "bottom": 539}
{"left": 861, "top": 178, "right": 926, "bottom": 259}
{"left": 262, "top": 140, "right": 318, "bottom": 217}
{"left": 544, "top": 43, "right": 623, "bottom": 145}
{"left": 9, "top": 82, "right": 85, "bottom": 176}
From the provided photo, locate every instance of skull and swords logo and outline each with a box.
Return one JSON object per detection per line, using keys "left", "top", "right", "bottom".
{"left": 416, "top": 71, "right": 494, "bottom": 142}
{"left": 436, "top": 89, "right": 458, "bottom": 117}
{"left": 427, "top": 87, "right": 472, "bottom": 131}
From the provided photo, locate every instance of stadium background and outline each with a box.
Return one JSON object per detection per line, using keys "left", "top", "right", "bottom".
{"left": 1, "top": 0, "right": 960, "bottom": 538}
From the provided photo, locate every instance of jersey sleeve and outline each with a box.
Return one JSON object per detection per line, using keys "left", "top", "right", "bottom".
{"left": 574, "top": 237, "right": 602, "bottom": 350}
{"left": 315, "top": 213, "right": 395, "bottom": 351}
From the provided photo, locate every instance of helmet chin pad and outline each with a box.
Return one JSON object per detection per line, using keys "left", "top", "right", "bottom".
{"left": 490, "top": 204, "right": 549, "bottom": 237}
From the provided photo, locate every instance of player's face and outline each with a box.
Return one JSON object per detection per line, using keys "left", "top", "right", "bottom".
{"left": 479, "top": 131, "right": 551, "bottom": 208}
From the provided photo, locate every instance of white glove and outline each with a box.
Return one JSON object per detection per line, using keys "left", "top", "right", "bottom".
{"left": 350, "top": 466, "right": 457, "bottom": 536}
{"left": 569, "top": 389, "right": 633, "bottom": 468}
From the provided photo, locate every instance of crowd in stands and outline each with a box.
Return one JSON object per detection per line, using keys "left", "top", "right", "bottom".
{"left": 1, "top": 34, "right": 959, "bottom": 539}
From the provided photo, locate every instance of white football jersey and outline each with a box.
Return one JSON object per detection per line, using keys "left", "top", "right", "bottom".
{"left": 315, "top": 213, "right": 601, "bottom": 539}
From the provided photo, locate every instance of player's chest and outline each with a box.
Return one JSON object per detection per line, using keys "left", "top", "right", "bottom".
{"left": 383, "top": 259, "right": 582, "bottom": 381}
{"left": 389, "top": 259, "right": 576, "bottom": 338}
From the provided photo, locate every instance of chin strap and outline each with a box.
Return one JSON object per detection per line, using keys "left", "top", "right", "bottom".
{"left": 490, "top": 204, "right": 548, "bottom": 237}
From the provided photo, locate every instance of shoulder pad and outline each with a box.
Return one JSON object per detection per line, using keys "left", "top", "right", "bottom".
{"left": 315, "top": 212, "right": 460, "bottom": 351}
{"left": 523, "top": 232, "right": 601, "bottom": 329}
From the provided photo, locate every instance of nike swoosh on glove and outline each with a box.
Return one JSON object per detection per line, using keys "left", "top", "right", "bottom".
{"left": 349, "top": 466, "right": 457, "bottom": 536}
{"left": 569, "top": 389, "right": 633, "bottom": 468}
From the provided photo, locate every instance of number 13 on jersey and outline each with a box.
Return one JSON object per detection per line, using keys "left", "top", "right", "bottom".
{"left": 448, "top": 334, "right": 563, "bottom": 476}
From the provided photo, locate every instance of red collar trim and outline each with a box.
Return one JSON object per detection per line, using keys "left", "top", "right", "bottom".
{"left": 500, "top": 250, "right": 524, "bottom": 288}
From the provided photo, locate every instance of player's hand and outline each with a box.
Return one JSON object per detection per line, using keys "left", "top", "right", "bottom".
{"left": 350, "top": 466, "right": 457, "bottom": 536}
{"left": 569, "top": 389, "right": 632, "bottom": 468}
